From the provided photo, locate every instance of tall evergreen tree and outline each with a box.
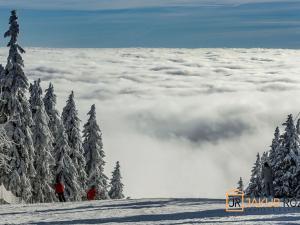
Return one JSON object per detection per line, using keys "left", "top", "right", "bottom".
{"left": 30, "top": 80, "right": 55, "bottom": 203}
{"left": 260, "top": 151, "right": 269, "bottom": 196}
{"left": 0, "top": 10, "right": 35, "bottom": 202}
{"left": 43, "top": 82, "right": 61, "bottom": 146}
{"left": 62, "top": 91, "right": 87, "bottom": 197}
{"left": 274, "top": 114, "right": 300, "bottom": 197}
{"left": 54, "top": 121, "right": 81, "bottom": 201}
{"left": 29, "top": 79, "right": 42, "bottom": 117}
{"left": 109, "top": 161, "right": 124, "bottom": 199}
{"left": 237, "top": 177, "right": 244, "bottom": 192}
{"left": 269, "top": 127, "right": 280, "bottom": 168}
{"left": 263, "top": 127, "right": 281, "bottom": 196}
{"left": 83, "top": 104, "right": 109, "bottom": 199}
{"left": 246, "top": 153, "right": 262, "bottom": 197}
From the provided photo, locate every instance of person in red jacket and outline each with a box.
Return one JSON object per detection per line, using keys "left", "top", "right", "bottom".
{"left": 87, "top": 185, "right": 97, "bottom": 201}
{"left": 55, "top": 177, "right": 66, "bottom": 202}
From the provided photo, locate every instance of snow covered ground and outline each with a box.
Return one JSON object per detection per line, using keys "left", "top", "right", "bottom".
{"left": 1, "top": 198, "right": 300, "bottom": 224}
{"left": 0, "top": 48, "right": 299, "bottom": 199}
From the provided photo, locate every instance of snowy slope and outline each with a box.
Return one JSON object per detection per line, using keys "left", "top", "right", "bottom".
{"left": 1, "top": 198, "right": 300, "bottom": 224}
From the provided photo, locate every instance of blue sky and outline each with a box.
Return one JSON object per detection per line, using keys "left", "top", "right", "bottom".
{"left": 0, "top": 0, "right": 299, "bottom": 48}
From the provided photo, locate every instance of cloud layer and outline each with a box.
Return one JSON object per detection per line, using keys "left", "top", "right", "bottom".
{"left": 1, "top": 47, "right": 299, "bottom": 198}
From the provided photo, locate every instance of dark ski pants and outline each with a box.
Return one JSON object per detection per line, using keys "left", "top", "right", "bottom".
{"left": 58, "top": 193, "right": 66, "bottom": 202}
{"left": 265, "top": 182, "right": 274, "bottom": 197}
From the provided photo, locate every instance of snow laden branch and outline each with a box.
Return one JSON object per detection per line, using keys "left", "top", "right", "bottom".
{"left": 0, "top": 122, "right": 11, "bottom": 185}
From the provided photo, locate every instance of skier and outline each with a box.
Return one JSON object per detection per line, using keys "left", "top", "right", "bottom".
{"left": 261, "top": 162, "right": 274, "bottom": 197}
{"left": 55, "top": 177, "right": 66, "bottom": 202}
{"left": 87, "top": 185, "right": 97, "bottom": 201}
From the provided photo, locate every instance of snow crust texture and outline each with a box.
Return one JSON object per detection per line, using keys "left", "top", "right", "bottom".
{"left": 1, "top": 198, "right": 300, "bottom": 224}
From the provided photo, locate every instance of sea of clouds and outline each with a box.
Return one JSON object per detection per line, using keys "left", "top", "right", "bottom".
{"left": 0, "top": 48, "right": 299, "bottom": 198}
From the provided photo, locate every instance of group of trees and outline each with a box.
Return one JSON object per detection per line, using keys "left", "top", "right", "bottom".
{"left": 0, "top": 10, "right": 124, "bottom": 203}
{"left": 245, "top": 114, "right": 300, "bottom": 198}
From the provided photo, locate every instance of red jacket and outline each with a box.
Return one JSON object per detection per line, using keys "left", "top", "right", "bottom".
{"left": 55, "top": 183, "right": 64, "bottom": 194}
{"left": 87, "top": 188, "right": 97, "bottom": 200}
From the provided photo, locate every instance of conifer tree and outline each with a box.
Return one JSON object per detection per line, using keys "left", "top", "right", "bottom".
{"left": 43, "top": 82, "right": 61, "bottom": 147}
{"left": 237, "top": 177, "right": 244, "bottom": 192}
{"left": 29, "top": 79, "right": 42, "bottom": 117}
{"left": 269, "top": 127, "right": 280, "bottom": 168}
{"left": 109, "top": 161, "right": 124, "bottom": 199}
{"left": 54, "top": 121, "right": 81, "bottom": 201}
{"left": 62, "top": 91, "right": 87, "bottom": 197}
{"left": 83, "top": 104, "right": 109, "bottom": 199}
{"left": 274, "top": 115, "right": 299, "bottom": 197}
{"left": 246, "top": 153, "right": 262, "bottom": 197}
{"left": 261, "top": 128, "right": 280, "bottom": 196}
{"left": 30, "top": 79, "right": 55, "bottom": 203}
{"left": 260, "top": 151, "right": 269, "bottom": 195}
{"left": 0, "top": 10, "right": 35, "bottom": 202}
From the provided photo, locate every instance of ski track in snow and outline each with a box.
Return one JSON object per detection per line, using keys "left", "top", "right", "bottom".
{"left": 1, "top": 198, "right": 300, "bottom": 224}
{"left": 0, "top": 48, "right": 299, "bottom": 198}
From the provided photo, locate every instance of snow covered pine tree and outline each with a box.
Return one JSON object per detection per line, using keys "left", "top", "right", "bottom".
{"left": 246, "top": 115, "right": 300, "bottom": 198}
{"left": 246, "top": 153, "right": 262, "bottom": 197}
{"left": 237, "top": 177, "right": 244, "bottom": 192}
{"left": 109, "top": 161, "right": 125, "bottom": 199}
{"left": 268, "top": 127, "right": 280, "bottom": 169}
{"left": 43, "top": 83, "right": 61, "bottom": 150}
{"left": 0, "top": 10, "right": 35, "bottom": 202}
{"left": 259, "top": 152, "right": 269, "bottom": 195}
{"left": 29, "top": 79, "right": 43, "bottom": 117}
{"left": 83, "top": 104, "right": 109, "bottom": 199}
{"left": 274, "top": 114, "right": 300, "bottom": 197}
{"left": 30, "top": 79, "right": 56, "bottom": 203}
{"left": 62, "top": 91, "right": 87, "bottom": 199}
{"left": 54, "top": 121, "right": 81, "bottom": 201}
